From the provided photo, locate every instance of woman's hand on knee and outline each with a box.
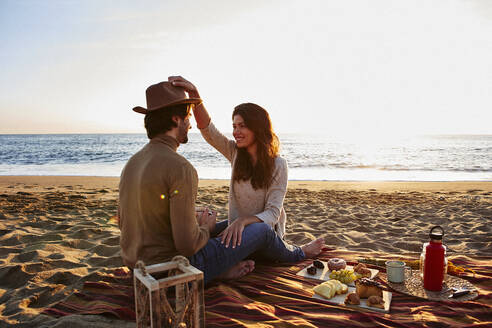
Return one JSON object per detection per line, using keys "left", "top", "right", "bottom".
{"left": 218, "top": 219, "right": 245, "bottom": 248}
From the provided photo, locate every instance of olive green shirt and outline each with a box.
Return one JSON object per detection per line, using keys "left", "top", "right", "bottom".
{"left": 118, "top": 135, "right": 209, "bottom": 268}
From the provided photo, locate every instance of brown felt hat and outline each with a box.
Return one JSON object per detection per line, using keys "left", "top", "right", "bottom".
{"left": 132, "top": 81, "right": 202, "bottom": 114}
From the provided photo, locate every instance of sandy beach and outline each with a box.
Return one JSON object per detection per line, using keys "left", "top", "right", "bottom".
{"left": 0, "top": 176, "right": 491, "bottom": 327}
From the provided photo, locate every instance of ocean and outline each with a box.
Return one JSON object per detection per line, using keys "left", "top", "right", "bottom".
{"left": 0, "top": 133, "right": 490, "bottom": 181}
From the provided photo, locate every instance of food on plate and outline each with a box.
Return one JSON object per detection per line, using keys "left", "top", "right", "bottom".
{"left": 357, "top": 267, "right": 372, "bottom": 278}
{"left": 344, "top": 292, "right": 360, "bottom": 305}
{"left": 353, "top": 263, "right": 372, "bottom": 278}
{"left": 353, "top": 263, "right": 366, "bottom": 271}
{"left": 329, "top": 269, "right": 358, "bottom": 284}
{"left": 331, "top": 279, "right": 348, "bottom": 294}
{"left": 307, "top": 266, "right": 317, "bottom": 275}
{"left": 327, "top": 258, "right": 347, "bottom": 271}
{"left": 313, "top": 279, "right": 348, "bottom": 299}
{"left": 355, "top": 278, "right": 383, "bottom": 298}
{"left": 367, "top": 295, "right": 385, "bottom": 309}
{"left": 313, "top": 260, "right": 325, "bottom": 269}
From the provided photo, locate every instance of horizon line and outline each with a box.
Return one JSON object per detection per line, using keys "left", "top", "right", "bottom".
{"left": 0, "top": 132, "right": 491, "bottom": 137}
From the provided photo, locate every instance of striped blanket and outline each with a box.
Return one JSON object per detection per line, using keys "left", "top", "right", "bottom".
{"left": 43, "top": 249, "right": 492, "bottom": 327}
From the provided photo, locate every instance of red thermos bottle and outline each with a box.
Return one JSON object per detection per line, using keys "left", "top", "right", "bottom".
{"left": 422, "top": 226, "right": 447, "bottom": 291}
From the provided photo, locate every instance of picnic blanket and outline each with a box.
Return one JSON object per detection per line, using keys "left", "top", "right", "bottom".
{"left": 43, "top": 249, "right": 492, "bottom": 327}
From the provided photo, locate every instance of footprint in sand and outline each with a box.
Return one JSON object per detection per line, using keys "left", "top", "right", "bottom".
{"left": 54, "top": 224, "right": 73, "bottom": 231}
{"left": 0, "top": 247, "right": 22, "bottom": 257}
{"left": 46, "top": 259, "right": 87, "bottom": 270}
{"left": 48, "top": 253, "right": 65, "bottom": 260}
{"left": 102, "top": 236, "right": 120, "bottom": 246}
{"left": 22, "top": 263, "right": 49, "bottom": 274}
{"left": 62, "top": 239, "right": 95, "bottom": 250}
{"left": 20, "top": 233, "right": 63, "bottom": 244}
{"left": 1, "top": 235, "right": 23, "bottom": 246}
{"left": 68, "top": 228, "right": 106, "bottom": 240}
{"left": 88, "top": 255, "right": 122, "bottom": 267}
{"left": 46, "top": 270, "right": 87, "bottom": 285}
{"left": 68, "top": 194, "right": 87, "bottom": 200}
{"left": 0, "top": 265, "right": 35, "bottom": 289}
{"left": 90, "top": 244, "right": 120, "bottom": 257}
{"left": 12, "top": 250, "right": 41, "bottom": 263}
{"left": 23, "top": 285, "right": 66, "bottom": 309}
{"left": 0, "top": 229, "right": 12, "bottom": 237}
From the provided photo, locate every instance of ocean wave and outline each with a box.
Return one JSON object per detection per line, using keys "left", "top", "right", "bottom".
{"left": 1, "top": 134, "right": 491, "bottom": 180}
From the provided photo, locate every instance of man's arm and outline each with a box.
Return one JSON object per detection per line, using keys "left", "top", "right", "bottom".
{"left": 169, "top": 165, "right": 210, "bottom": 257}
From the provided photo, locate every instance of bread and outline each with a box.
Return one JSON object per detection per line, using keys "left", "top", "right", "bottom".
{"left": 367, "top": 295, "right": 385, "bottom": 309}
{"left": 355, "top": 278, "right": 383, "bottom": 298}
{"left": 313, "top": 279, "right": 348, "bottom": 299}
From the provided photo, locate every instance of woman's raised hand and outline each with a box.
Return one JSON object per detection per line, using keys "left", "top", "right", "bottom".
{"left": 169, "top": 75, "right": 211, "bottom": 129}
{"left": 168, "top": 76, "right": 200, "bottom": 98}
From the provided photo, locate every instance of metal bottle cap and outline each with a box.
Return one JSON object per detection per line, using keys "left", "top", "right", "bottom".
{"left": 429, "top": 225, "right": 444, "bottom": 240}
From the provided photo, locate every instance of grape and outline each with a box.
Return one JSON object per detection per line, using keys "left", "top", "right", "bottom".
{"left": 328, "top": 269, "right": 356, "bottom": 283}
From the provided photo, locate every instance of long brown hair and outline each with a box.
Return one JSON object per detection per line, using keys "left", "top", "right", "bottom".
{"left": 232, "top": 103, "right": 280, "bottom": 190}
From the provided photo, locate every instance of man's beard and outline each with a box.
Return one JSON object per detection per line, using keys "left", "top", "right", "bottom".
{"left": 177, "top": 122, "right": 189, "bottom": 144}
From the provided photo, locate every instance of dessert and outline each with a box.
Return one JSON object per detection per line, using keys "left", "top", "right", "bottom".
{"left": 354, "top": 263, "right": 372, "bottom": 278}
{"left": 367, "top": 295, "right": 385, "bottom": 309}
{"left": 353, "top": 263, "right": 366, "bottom": 272}
{"left": 327, "top": 258, "right": 347, "bottom": 271}
{"left": 344, "top": 292, "right": 360, "bottom": 305}
{"left": 313, "top": 260, "right": 324, "bottom": 269}
{"left": 307, "top": 266, "right": 317, "bottom": 275}
{"left": 355, "top": 278, "right": 383, "bottom": 298}
{"left": 313, "top": 279, "right": 348, "bottom": 299}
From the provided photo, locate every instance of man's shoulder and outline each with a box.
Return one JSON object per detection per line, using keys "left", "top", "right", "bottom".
{"left": 124, "top": 143, "right": 196, "bottom": 174}
{"left": 166, "top": 149, "right": 194, "bottom": 168}
{"left": 154, "top": 146, "right": 197, "bottom": 175}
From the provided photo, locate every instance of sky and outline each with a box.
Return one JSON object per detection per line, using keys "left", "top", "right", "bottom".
{"left": 1, "top": 0, "right": 491, "bottom": 137}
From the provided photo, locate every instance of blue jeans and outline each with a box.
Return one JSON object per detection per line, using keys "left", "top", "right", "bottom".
{"left": 189, "top": 220, "right": 305, "bottom": 285}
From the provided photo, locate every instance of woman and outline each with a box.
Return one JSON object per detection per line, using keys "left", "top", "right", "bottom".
{"left": 170, "top": 76, "right": 324, "bottom": 258}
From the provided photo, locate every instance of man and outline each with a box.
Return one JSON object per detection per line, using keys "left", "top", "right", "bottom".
{"left": 119, "top": 81, "right": 322, "bottom": 285}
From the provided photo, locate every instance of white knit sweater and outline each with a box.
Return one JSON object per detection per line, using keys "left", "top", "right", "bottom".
{"left": 200, "top": 121, "right": 288, "bottom": 239}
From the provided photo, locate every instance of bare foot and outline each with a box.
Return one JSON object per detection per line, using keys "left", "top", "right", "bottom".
{"left": 301, "top": 237, "right": 325, "bottom": 258}
{"left": 218, "top": 260, "right": 255, "bottom": 280}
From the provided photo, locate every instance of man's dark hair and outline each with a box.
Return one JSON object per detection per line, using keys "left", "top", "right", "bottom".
{"left": 144, "top": 104, "right": 190, "bottom": 139}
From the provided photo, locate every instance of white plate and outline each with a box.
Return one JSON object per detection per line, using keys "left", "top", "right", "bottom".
{"left": 296, "top": 261, "right": 379, "bottom": 286}
{"left": 312, "top": 286, "right": 392, "bottom": 313}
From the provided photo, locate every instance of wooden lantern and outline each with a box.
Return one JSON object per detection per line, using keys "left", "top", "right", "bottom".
{"left": 133, "top": 256, "right": 205, "bottom": 328}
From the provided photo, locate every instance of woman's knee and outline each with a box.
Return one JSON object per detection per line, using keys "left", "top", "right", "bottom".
{"left": 248, "top": 222, "right": 273, "bottom": 235}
